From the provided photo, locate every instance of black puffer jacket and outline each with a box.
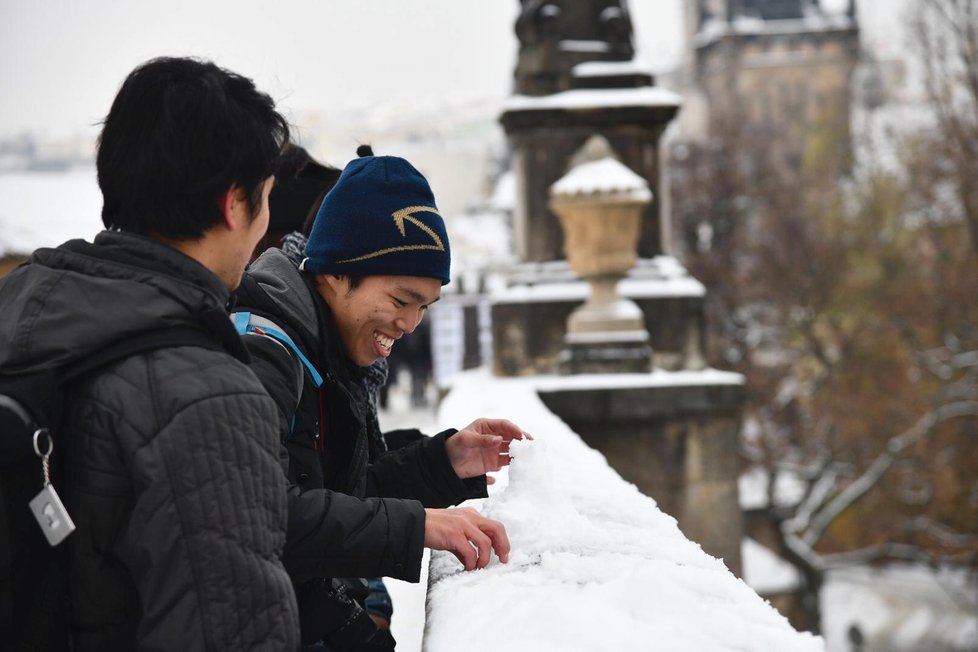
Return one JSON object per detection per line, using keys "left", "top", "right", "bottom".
{"left": 0, "top": 232, "right": 299, "bottom": 651}
{"left": 236, "top": 248, "right": 487, "bottom": 585}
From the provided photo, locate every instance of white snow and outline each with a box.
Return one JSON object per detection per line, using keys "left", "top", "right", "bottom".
{"left": 503, "top": 86, "right": 682, "bottom": 113}
{"left": 378, "top": 398, "right": 441, "bottom": 652}
{"left": 424, "top": 370, "right": 823, "bottom": 652}
{"left": 694, "top": 14, "right": 856, "bottom": 49}
{"left": 0, "top": 168, "right": 104, "bottom": 256}
{"left": 741, "top": 538, "right": 804, "bottom": 595}
{"left": 738, "top": 466, "right": 808, "bottom": 511}
{"left": 821, "top": 564, "right": 978, "bottom": 652}
{"left": 498, "top": 256, "right": 707, "bottom": 298}
{"left": 493, "top": 275, "right": 706, "bottom": 303}
{"left": 564, "top": 329, "right": 649, "bottom": 344}
{"left": 488, "top": 170, "right": 516, "bottom": 213}
{"left": 551, "top": 157, "right": 652, "bottom": 203}
{"left": 445, "top": 208, "right": 515, "bottom": 272}
{"left": 573, "top": 59, "right": 654, "bottom": 79}
{"left": 530, "top": 367, "right": 744, "bottom": 392}
{"left": 558, "top": 39, "right": 611, "bottom": 54}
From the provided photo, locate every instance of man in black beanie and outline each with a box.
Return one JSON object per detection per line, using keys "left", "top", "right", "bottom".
{"left": 234, "top": 147, "right": 528, "bottom": 651}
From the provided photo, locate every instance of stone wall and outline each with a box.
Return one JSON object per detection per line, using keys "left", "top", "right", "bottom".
{"left": 492, "top": 277, "right": 706, "bottom": 376}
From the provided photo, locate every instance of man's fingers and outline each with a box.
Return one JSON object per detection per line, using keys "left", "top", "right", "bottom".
{"left": 481, "top": 516, "right": 511, "bottom": 564}
{"left": 427, "top": 507, "right": 511, "bottom": 570}
{"left": 454, "top": 537, "right": 478, "bottom": 571}
{"left": 466, "top": 523, "right": 493, "bottom": 569}
{"left": 472, "top": 418, "right": 523, "bottom": 439}
{"left": 491, "top": 419, "right": 533, "bottom": 443}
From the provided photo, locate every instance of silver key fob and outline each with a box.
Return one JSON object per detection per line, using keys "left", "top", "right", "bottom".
{"left": 29, "top": 484, "right": 76, "bottom": 546}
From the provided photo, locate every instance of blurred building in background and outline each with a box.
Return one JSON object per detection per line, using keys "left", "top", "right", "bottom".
{"left": 678, "top": 0, "right": 860, "bottom": 171}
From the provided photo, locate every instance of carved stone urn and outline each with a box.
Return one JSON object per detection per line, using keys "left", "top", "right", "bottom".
{"left": 549, "top": 140, "right": 653, "bottom": 373}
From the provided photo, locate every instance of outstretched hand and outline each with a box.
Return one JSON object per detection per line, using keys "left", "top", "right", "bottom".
{"left": 445, "top": 418, "right": 532, "bottom": 483}
{"left": 424, "top": 507, "right": 510, "bottom": 570}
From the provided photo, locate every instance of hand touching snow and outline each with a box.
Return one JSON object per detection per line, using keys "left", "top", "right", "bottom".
{"left": 424, "top": 507, "right": 511, "bottom": 570}
{"left": 445, "top": 418, "right": 532, "bottom": 484}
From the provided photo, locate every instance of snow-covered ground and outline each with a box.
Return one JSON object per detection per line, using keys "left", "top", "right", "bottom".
{"left": 822, "top": 564, "right": 978, "bottom": 652}
{"left": 423, "top": 369, "right": 822, "bottom": 652}
{"left": 0, "top": 168, "right": 103, "bottom": 256}
{"left": 377, "top": 381, "right": 440, "bottom": 652}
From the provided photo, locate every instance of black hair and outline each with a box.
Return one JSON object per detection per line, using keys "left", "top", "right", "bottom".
{"left": 97, "top": 56, "right": 291, "bottom": 239}
{"left": 253, "top": 145, "right": 340, "bottom": 257}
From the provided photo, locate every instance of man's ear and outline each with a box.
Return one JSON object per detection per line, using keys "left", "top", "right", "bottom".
{"left": 219, "top": 185, "right": 247, "bottom": 231}
{"left": 315, "top": 274, "right": 347, "bottom": 299}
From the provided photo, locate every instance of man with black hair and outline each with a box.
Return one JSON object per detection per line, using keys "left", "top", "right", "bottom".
{"left": 0, "top": 57, "right": 299, "bottom": 650}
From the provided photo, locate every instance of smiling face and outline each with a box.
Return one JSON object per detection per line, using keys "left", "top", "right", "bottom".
{"left": 317, "top": 274, "right": 442, "bottom": 367}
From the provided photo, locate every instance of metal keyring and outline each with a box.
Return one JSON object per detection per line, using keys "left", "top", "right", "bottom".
{"left": 32, "top": 428, "right": 53, "bottom": 458}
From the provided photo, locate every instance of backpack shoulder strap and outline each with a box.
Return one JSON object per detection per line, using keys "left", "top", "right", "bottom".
{"left": 62, "top": 325, "right": 225, "bottom": 384}
{"left": 231, "top": 311, "right": 324, "bottom": 389}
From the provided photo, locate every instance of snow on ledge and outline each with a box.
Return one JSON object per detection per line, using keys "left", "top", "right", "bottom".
{"left": 425, "top": 371, "right": 823, "bottom": 652}
{"left": 742, "top": 538, "right": 804, "bottom": 595}
{"left": 694, "top": 14, "right": 856, "bottom": 49}
{"left": 492, "top": 275, "right": 706, "bottom": 303}
{"left": 503, "top": 86, "right": 682, "bottom": 113}
{"left": 551, "top": 157, "right": 652, "bottom": 203}
{"left": 573, "top": 59, "right": 654, "bottom": 78}
{"left": 531, "top": 367, "right": 744, "bottom": 392}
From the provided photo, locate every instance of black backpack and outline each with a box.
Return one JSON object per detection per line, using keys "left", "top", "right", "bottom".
{"left": 0, "top": 326, "right": 223, "bottom": 652}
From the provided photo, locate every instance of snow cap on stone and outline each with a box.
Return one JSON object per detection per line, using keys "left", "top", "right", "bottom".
{"left": 550, "top": 135, "right": 652, "bottom": 204}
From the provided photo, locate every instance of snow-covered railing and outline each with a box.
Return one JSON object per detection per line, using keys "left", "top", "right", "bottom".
{"left": 425, "top": 370, "right": 824, "bottom": 652}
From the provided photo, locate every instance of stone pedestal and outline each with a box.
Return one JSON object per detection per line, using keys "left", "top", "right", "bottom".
{"left": 537, "top": 375, "right": 746, "bottom": 575}
{"left": 491, "top": 258, "right": 708, "bottom": 376}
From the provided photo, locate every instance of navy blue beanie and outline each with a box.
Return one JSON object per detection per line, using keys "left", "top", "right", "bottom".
{"left": 302, "top": 154, "right": 451, "bottom": 284}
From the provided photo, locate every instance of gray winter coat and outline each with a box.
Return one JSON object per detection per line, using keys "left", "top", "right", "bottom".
{"left": 0, "top": 232, "right": 299, "bottom": 651}
{"left": 237, "top": 249, "right": 487, "bottom": 583}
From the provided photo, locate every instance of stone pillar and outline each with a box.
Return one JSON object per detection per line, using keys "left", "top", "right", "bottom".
{"left": 682, "top": 416, "right": 744, "bottom": 576}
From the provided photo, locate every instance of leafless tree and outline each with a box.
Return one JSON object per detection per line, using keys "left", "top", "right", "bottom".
{"left": 670, "top": 0, "right": 978, "bottom": 634}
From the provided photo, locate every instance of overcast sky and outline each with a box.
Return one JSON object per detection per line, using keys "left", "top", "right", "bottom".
{"left": 0, "top": 1, "right": 683, "bottom": 140}
{"left": 0, "top": 0, "right": 905, "bottom": 141}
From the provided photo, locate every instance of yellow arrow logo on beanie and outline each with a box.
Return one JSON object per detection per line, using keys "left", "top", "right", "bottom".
{"left": 336, "top": 205, "right": 446, "bottom": 264}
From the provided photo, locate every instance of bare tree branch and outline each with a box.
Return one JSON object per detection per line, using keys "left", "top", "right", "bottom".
{"left": 803, "top": 400, "right": 978, "bottom": 545}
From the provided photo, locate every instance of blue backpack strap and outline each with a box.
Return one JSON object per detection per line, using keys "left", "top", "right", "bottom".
{"left": 230, "top": 312, "right": 324, "bottom": 388}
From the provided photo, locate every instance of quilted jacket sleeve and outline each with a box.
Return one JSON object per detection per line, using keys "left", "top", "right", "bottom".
{"left": 135, "top": 392, "right": 298, "bottom": 650}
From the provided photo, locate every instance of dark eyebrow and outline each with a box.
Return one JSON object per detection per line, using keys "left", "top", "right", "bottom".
{"left": 395, "top": 286, "right": 440, "bottom": 306}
